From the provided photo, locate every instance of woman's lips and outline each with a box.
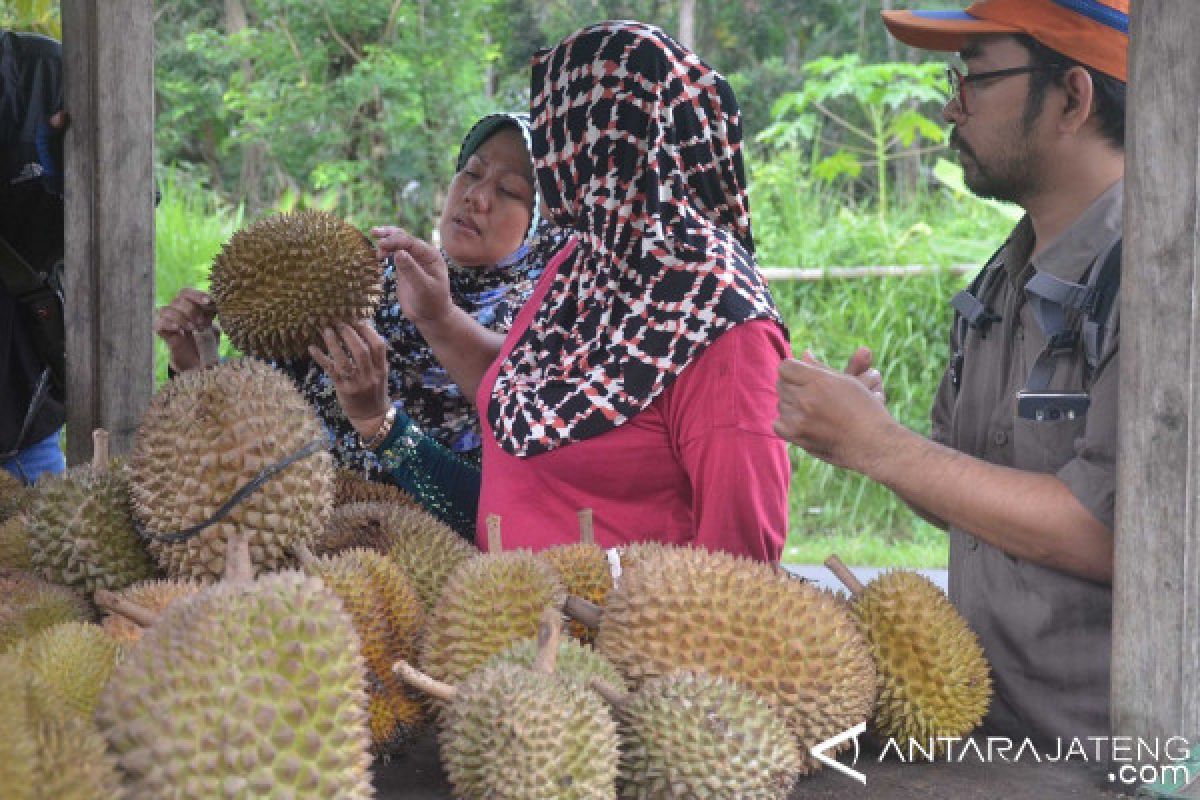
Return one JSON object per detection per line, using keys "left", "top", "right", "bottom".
{"left": 453, "top": 216, "right": 480, "bottom": 236}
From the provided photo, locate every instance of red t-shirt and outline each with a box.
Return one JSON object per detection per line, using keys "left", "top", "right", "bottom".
{"left": 476, "top": 242, "right": 791, "bottom": 562}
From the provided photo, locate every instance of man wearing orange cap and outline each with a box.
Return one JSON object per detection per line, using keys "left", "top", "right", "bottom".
{"left": 775, "top": 0, "right": 1127, "bottom": 746}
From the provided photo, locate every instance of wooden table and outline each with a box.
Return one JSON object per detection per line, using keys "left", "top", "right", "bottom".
{"left": 373, "top": 732, "right": 1133, "bottom": 799}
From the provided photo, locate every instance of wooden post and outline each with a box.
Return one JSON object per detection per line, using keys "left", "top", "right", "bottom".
{"left": 61, "top": 0, "right": 155, "bottom": 463}
{"left": 1113, "top": 1, "right": 1200, "bottom": 748}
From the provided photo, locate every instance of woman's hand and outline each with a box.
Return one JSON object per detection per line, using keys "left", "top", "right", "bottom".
{"left": 154, "top": 288, "right": 219, "bottom": 372}
{"left": 308, "top": 321, "right": 392, "bottom": 441}
{"left": 371, "top": 225, "right": 453, "bottom": 327}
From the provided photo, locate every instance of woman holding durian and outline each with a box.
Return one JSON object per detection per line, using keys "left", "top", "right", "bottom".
{"left": 156, "top": 112, "right": 563, "bottom": 539}
{"left": 323, "top": 21, "right": 792, "bottom": 562}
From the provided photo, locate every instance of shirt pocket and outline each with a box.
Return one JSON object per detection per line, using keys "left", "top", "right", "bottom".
{"left": 1012, "top": 414, "right": 1086, "bottom": 474}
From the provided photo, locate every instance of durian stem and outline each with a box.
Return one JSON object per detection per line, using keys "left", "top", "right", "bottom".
{"left": 824, "top": 554, "right": 866, "bottom": 597}
{"left": 577, "top": 508, "right": 594, "bottom": 546}
{"left": 91, "top": 429, "right": 110, "bottom": 471}
{"left": 224, "top": 531, "right": 254, "bottom": 584}
{"left": 533, "top": 607, "right": 563, "bottom": 676}
{"left": 292, "top": 541, "right": 318, "bottom": 569}
{"left": 588, "top": 678, "right": 629, "bottom": 714}
{"left": 393, "top": 660, "right": 457, "bottom": 703}
{"left": 94, "top": 589, "right": 160, "bottom": 629}
{"left": 486, "top": 514, "right": 502, "bottom": 552}
{"left": 194, "top": 326, "right": 220, "bottom": 369}
{"left": 562, "top": 595, "right": 603, "bottom": 630}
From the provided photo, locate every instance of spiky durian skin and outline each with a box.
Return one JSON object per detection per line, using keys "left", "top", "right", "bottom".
{"left": 12, "top": 621, "right": 120, "bottom": 717}
{"left": 210, "top": 210, "right": 382, "bottom": 360}
{"left": 595, "top": 546, "right": 875, "bottom": 775}
{"left": 485, "top": 636, "right": 625, "bottom": 692}
{"left": 541, "top": 543, "right": 613, "bottom": 643}
{"left": 616, "top": 671, "right": 800, "bottom": 800}
{"left": 0, "top": 569, "right": 93, "bottom": 652}
{"left": 317, "top": 501, "right": 403, "bottom": 557}
{"left": 308, "top": 548, "right": 426, "bottom": 754}
{"left": 0, "top": 655, "right": 125, "bottom": 800}
{"left": 25, "top": 461, "right": 157, "bottom": 594}
{"left": 384, "top": 505, "right": 478, "bottom": 612}
{"left": 100, "top": 579, "right": 204, "bottom": 645}
{"left": 855, "top": 570, "right": 992, "bottom": 749}
{"left": 419, "top": 551, "right": 565, "bottom": 687}
{"left": 96, "top": 571, "right": 373, "bottom": 799}
{"left": 129, "top": 359, "right": 334, "bottom": 582}
{"left": 334, "top": 469, "right": 416, "bottom": 509}
{"left": 440, "top": 663, "right": 618, "bottom": 800}
{"left": 0, "top": 468, "right": 28, "bottom": 520}
{"left": 0, "top": 512, "right": 32, "bottom": 569}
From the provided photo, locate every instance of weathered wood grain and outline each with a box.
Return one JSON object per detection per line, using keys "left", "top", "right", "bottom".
{"left": 61, "top": 0, "right": 155, "bottom": 463}
{"left": 1114, "top": 0, "right": 1200, "bottom": 747}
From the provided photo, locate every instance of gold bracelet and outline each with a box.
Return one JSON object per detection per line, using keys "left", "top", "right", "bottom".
{"left": 362, "top": 405, "right": 398, "bottom": 450}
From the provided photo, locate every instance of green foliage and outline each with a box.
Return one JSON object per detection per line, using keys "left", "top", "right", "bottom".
{"left": 758, "top": 55, "right": 948, "bottom": 218}
{"left": 0, "top": 0, "right": 60, "bottom": 38}
{"left": 155, "top": 0, "right": 505, "bottom": 230}
{"left": 153, "top": 171, "right": 244, "bottom": 384}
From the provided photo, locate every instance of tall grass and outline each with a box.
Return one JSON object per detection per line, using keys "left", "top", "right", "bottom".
{"left": 153, "top": 173, "right": 243, "bottom": 384}
{"left": 153, "top": 162, "right": 1016, "bottom": 567}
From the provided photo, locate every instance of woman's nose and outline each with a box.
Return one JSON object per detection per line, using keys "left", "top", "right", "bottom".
{"left": 464, "top": 181, "right": 492, "bottom": 213}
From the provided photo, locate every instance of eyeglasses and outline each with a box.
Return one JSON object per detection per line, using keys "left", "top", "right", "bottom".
{"left": 945, "top": 65, "right": 1067, "bottom": 116}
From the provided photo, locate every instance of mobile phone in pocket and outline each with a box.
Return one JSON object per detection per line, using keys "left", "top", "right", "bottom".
{"left": 1016, "top": 391, "right": 1090, "bottom": 422}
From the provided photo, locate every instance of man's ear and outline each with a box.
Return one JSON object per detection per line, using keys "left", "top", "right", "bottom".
{"left": 1059, "top": 65, "right": 1096, "bottom": 136}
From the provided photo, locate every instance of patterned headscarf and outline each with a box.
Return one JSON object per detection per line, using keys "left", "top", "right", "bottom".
{"left": 486, "top": 21, "right": 783, "bottom": 457}
{"left": 279, "top": 113, "right": 568, "bottom": 476}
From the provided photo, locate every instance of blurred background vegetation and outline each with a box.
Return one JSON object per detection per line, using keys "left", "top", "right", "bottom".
{"left": 3, "top": 0, "right": 1022, "bottom": 566}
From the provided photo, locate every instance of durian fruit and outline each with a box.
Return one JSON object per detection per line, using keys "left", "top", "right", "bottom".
{"left": 592, "top": 670, "right": 800, "bottom": 799}
{"left": 420, "top": 516, "right": 565, "bottom": 687}
{"left": 0, "top": 655, "right": 125, "bottom": 800}
{"left": 586, "top": 545, "right": 876, "bottom": 775}
{"left": 0, "top": 511, "right": 33, "bottom": 568}
{"left": 0, "top": 568, "right": 93, "bottom": 652}
{"left": 95, "top": 538, "right": 374, "bottom": 799}
{"left": 317, "top": 501, "right": 403, "bottom": 557}
{"left": 1, "top": 467, "right": 30, "bottom": 520}
{"left": 539, "top": 509, "right": 613, "bottom": 643}
{"left": 826, "top": 555, "right": 992, "bottom": 751}
{"left": 210, "top": 210, "right": 383, "bottom": 360}
{"left": 383, "top": 504, "right": 478, "bottom": 612}
{"left": 99, "top": 579, "right": 203, "bottom": 645}
{"left": 296, "top": 543, "right": 426, "bottom": 754}
{"left": 334, "top": 468, "right": 416, "bottom": 509}
{"left": 616, "top": 540, "right": 673, "bottom": 577}
{"left": 396, "top": 609, "right": 618, "bottom": 799}
{"left": 129, "top": 357, "right": 334, "bottom": 582}
{"left": 485, "top": 632, "right": 625, "bottom": 693}
{"left": 25, "top": 430, "right": 157, "bottom": 594}
{"left": 11, "top": 620, "right": 120, "bottom": 717}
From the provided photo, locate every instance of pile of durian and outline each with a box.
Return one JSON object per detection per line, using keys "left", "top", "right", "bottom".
{"left": 0, "top": 211, "right": 994, "bottom": 798}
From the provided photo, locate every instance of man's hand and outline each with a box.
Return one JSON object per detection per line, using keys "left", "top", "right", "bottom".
{"left": 844, "top": 345, "right": 885, "bottom": 403}
{"left": 153, "top": 288, "right": 219, "bottom": 372}
{"left": 308, "top": 321, "right": 392, "bottom": 441}
{"left": 371, "top": 225, "right": 453, "bottom": 327}
{"left": 773, "top": 350, "right": 899, "bottom": 474}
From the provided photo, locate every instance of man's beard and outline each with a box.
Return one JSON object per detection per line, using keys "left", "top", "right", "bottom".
{"left": 951, "top": 129, "right": 1041, "bottom": 206}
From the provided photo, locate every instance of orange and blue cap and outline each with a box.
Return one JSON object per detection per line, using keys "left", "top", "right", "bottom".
{"left": 882, "top": 0, "right": 1128, "bottom": 82}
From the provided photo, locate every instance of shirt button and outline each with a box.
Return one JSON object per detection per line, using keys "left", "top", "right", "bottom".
{"left": 992, "top": 430, "right": 1009, "bottom": 446}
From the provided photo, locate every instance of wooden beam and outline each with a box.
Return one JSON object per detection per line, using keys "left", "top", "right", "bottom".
{"left": 61, "top": 0, "right": 155, "bottom": 463}
{"left": 1113, "top": 0, "right": 1200, "bottom": 747}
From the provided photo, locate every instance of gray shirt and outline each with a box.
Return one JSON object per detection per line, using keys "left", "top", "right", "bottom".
{"left": 930, "top": 180, "right": 1123, "bottom": 746}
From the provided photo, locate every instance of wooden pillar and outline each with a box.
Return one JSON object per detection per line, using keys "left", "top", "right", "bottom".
{"left": 61, "top": 0, "right": 156, "bottom": 463}
{"left": 1113, "top": 1, "right": 1200, "bottom": 747}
